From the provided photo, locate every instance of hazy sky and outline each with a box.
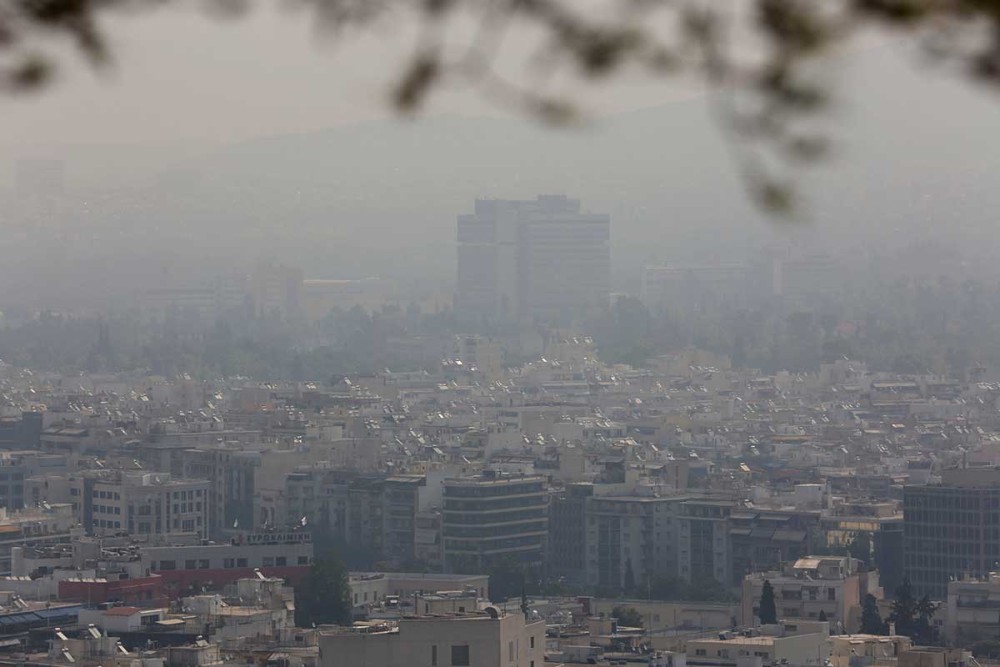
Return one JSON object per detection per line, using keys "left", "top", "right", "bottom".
{"left": 0, "top": 2, "right": 704, "bottom": 153}
{"left": 4, "top": 1, "right": 1000, "bottom": 308}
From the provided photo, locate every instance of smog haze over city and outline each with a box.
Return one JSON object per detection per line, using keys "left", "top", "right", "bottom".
{"left": 3, "top": 2, "right": 1000, "bottom": 666}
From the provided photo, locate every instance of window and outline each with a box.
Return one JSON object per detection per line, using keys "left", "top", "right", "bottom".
{"left": 696, "top": 650, "right": 707, "bottom": 656}
{"left": 431, "top": 645, "right": 437, "bottom": 666}
{"left": 224, "top": 558, "right": 235, "bottom": 569}
{"left": 263, "top": 557, "right": 275, "bottom": 567}
{"left": 509, "top": 640, "right": 514, "bottom": 661}
{"left": 530, "top": 636, "right": 535, "bottom": 649}
{"left": 298, "top": 556, "right": 309, "bottom": 565}
{"left": 236, "top": 558, "right": 248, "bottom": 567}
{"left": 199, "top": 559, "right": 210, "bottom": 569}
{"left": 185, "top": 560, "right": 197, "bottom": 570}
{"left": 276, "top": 556, "right": 287, "bottom": 566}
{"left": 451, "top": 645, "right": 470, "bottom": 666}
{"left": 158, "top": 560, "right": 176, "bottom": 571}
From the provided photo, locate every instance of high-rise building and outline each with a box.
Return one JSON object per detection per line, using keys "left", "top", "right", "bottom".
{"left": 455, "top": 195, "right": 610, "bottom": 327}
{"left": 442, "top": 471, "right": 548, "bottom": 573}
{"left": 903, "top": 467, "right": 1000, "bottom": 599}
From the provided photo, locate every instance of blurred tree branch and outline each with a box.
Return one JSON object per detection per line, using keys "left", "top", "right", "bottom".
{"left": 4, "top": 0, "right": 1000, "bottom": 215}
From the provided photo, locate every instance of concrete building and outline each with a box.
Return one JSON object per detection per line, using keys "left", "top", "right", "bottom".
{"left": 828, "top": 634, "right": 912, "bottom": 667}
{"left": 903, "top": 467, "right": 1000, "bottom": 599}
{"left": 728, "top": 509, "right": 823, "bottom": 587}
{"left": 442, "top": 472, "right": 548, "bottom": 573}
{"left": 141, "top": 531, "right": 315, "bottom": 592}
{"left": 347, "top": 571, "right": 489, "bottom": 610}
{"left": 583, "top": 494, "right": 687, "bottom": 592}
{"left": 677, "top": 500, "right": 734, "bottom": 585}
{"left": 0, "top": 449, "right": 69, "bottom": 510}
{"left": 0, "top": 504, "right": 80, "bottom": 573}
{"left": 740, "top": 556, "right": 873, "bottom": 631}
{"left": 944, "top": 572, "right": 1000, "bottom": 644}
{"left": 318, "top": 609, "right": 545, "bottom": 667}
{"left": 685, "top": 624, "right": 830, "bottom": 667}
{"left": 455, "top": 195, "right": 610, "bottom": 327}
{"left": 589, "top": 598, "right": 738, "bottom": 634}
{"left": 81, "top": 471, "right": 211, "bottom": 540}
{"left": 547, "top": 483, "right": 593, "bottom": 585}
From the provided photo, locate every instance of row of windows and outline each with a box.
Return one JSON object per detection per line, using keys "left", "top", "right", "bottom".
{"left": 172, "top": 502, "right": 203, "bottom": 514}
{"left": 157, "top": 556, "right": 310, "bottom": 570}
{"left": 94, "top": 505, "right": 121, "bottom": 515}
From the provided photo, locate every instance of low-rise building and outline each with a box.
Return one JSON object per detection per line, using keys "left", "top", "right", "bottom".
{"left": 740, "top": 556, "right": 876, "bottom": 631}
{"left": 141, "top": 531, "right": 314, "bottom": 595}
{"left": 686, "top": 624, "right": 829, "bottom": 667}
{"left": 318, "top": 608, "right": 545, "bottom": 667}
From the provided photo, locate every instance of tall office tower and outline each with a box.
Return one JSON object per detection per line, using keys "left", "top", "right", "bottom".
{"left": 904, "top": 467, "right": 1000, "bottom": 600}
{"left": 455, "top": 195, "right": 610, "bottom": 327}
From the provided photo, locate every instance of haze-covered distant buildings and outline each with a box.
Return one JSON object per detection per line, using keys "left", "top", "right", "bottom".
{"left": 455, "top": 195, "right": 611, "bottom": 328}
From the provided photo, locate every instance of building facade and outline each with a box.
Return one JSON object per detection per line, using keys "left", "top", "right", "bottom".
{"left": 455, "top": 195, "right": 610, "bottom": 327}
{"left": 318, "top": 611, "right": 545, "bottom": 667}
{"left": 903, "top": 468, "right": 1000, "bottom": 599}
{"left": 442, "top": 472, "right": 548, "bottom": 573}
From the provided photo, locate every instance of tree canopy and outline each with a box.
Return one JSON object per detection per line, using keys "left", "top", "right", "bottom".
{"left": 294, "top": 551, "right": 354, "bottom": 628}
{"left": 860, "top": 593, "right": 888, "bottom": 635}
{"left": 612, "top": 605, "right": 644, "bottom": 628}
{"left": 759, "top": 579, "right": 778, "bottom": 625}
{"left": 889, "top": 577, "right": 937, "bottom": 645}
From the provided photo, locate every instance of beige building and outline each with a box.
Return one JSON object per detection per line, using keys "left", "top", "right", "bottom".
{"left": 589, "top": 599, "right": 737, "bottom": 634}
{"left": 828, "top": 634, "right": 912, "bottom": 667}
{"left": 318, "top": 609, "right": 545, "bottom": 667}
{"left": 741, "top": 556, "right": 875, "bottom": 631}
{"left": 347, "top": 571, "right": 490, "bottom": 612}
{"left": 944, "top": 572, "right": 1000, "bottom": 644}
{"left": 898, "top": 647, "right": 972, "bottom": 667}
{"left": 685, "top": 625, "right": 830, "bottom": 667}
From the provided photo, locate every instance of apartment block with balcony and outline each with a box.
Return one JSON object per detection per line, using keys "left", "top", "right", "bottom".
{"left": 583, "top": 494, "right": 687, "bottom": 592}
{"left": 944, "top": 572, "right": 1000, "bottom": 644}
{"left": 740, "top": 556, "right": 874, "bottom": 630}
{"left": 677, "top": 499, "right": 734, "bottom": 586}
